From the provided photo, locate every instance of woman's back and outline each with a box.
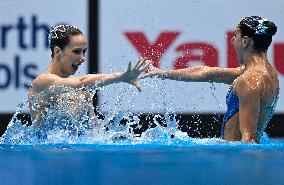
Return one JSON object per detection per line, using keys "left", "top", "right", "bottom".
{"left": 237, "top": 62, "right": 279, "bottom": 141}
{"left": 256, "top": 62, "right": 279, "bottom": 140}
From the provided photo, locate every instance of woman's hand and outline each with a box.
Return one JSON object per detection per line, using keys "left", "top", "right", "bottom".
{"left": 140, "top": 64, "right": 166, "bottom": 79}
{"left": 121, "top": 58, "right": 151, "bottom": 91}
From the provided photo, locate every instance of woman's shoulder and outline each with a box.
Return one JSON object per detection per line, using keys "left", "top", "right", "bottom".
{"left": 233, "top": 70, "right": 263, "bottom": 96}
{"left": 31, "top": 73, "right": 61, "bottom": 91}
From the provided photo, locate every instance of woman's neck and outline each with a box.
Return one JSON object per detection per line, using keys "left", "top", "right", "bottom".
{"left": 243, "top": 51, "right": 268, "bottom": 70}
{"left": 47, "top": 59, "right": 69, "bottom": 78}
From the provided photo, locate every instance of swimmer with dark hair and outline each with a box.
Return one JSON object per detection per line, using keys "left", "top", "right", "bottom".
{"left": 143, "top": 16, "right": 279, "bottom": 143}
{"left": 29, "top": 25, "right": 150, "bottom": 127}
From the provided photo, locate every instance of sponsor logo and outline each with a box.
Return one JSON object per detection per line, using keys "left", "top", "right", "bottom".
{"left": 0, "top": 15, "right": 49, "bottom": 90}
{"left": 125, "top": 31, "right": 284, "bottom": 75}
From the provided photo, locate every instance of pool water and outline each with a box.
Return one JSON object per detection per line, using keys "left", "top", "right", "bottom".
{"left": 1, "top": 95, "right": 283, "bottom": 185}
{"left": 1, "top": 140, "right": 284, "bottom": 185}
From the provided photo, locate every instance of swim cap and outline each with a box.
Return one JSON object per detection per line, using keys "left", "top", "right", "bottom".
{"left": 241, "top": 16, "right": 275, "bottom": 36}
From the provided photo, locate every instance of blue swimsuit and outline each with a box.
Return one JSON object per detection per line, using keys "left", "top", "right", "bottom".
{"left": 221, "top": 87, "right": 239, "bottom": 138}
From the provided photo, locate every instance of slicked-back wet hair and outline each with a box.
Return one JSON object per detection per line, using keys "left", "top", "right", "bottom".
{"left": 238, "top": 16, "right": 277, "bottom": 52}
{"left": 48, "top": 25, "right": 83, "bottom": 57}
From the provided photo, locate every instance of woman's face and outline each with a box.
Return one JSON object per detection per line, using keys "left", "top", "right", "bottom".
{"left": 58, "top": 34, "right": 87, "bottom": 77}
{"left": 231, "top": 27, "right": 244, "bottom": 64}
{"left": 232, "top": 27, "right": 242, "bottom": 50}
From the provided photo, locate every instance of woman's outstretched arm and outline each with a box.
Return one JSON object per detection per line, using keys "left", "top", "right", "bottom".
{"left": 32, "top": 58, "right": 150, "bottom": 93}
{"left": 142, "top": 65, "right": 244, "bottom": 85}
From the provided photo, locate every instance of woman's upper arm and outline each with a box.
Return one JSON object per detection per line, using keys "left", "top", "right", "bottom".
{"left": 164, "top": 66, "right": 244, "bottom": 84}
{"left": 32, "top": 73, "right": 119, "bottom": 93}
{"left": 235, "top": 77, "right": 261, "bottom": 141}
{"left": 206, "top": 66, "right": 244, "bottom": 84}
{"left": 32, "top": 74, "right": 81, "bottom": 93}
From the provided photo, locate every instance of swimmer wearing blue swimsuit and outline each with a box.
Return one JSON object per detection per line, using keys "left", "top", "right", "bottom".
{"left": 143, "top": 16, "right": 279, "bottom": 143}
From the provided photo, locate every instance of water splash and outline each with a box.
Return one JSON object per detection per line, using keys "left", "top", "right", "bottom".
{"left": 0, "top": 96, "right": 182, "bottom": 145}
{"left": 0, "top": 79, "right": 278, "bottom": 147}
{"left": 0, "top": 96, "right": 200, "bottom": 146}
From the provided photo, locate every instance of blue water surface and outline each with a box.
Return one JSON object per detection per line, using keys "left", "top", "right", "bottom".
{"left": 1, "top": 139, "right": 284, "bottom": 185}
{"left": 1, "top": 94, "right": 283, "bottom": 185}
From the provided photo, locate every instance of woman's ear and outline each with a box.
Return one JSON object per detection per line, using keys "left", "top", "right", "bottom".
{"left": 54, "top": 46, "right": 62, "bottom": 58}
{"left": 242, "top": 36, "right": 249, "bottom": 48}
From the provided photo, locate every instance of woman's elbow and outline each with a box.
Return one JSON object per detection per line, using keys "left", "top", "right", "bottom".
{"left": 241, "top": 132, "right": 257, "bottom": 143}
